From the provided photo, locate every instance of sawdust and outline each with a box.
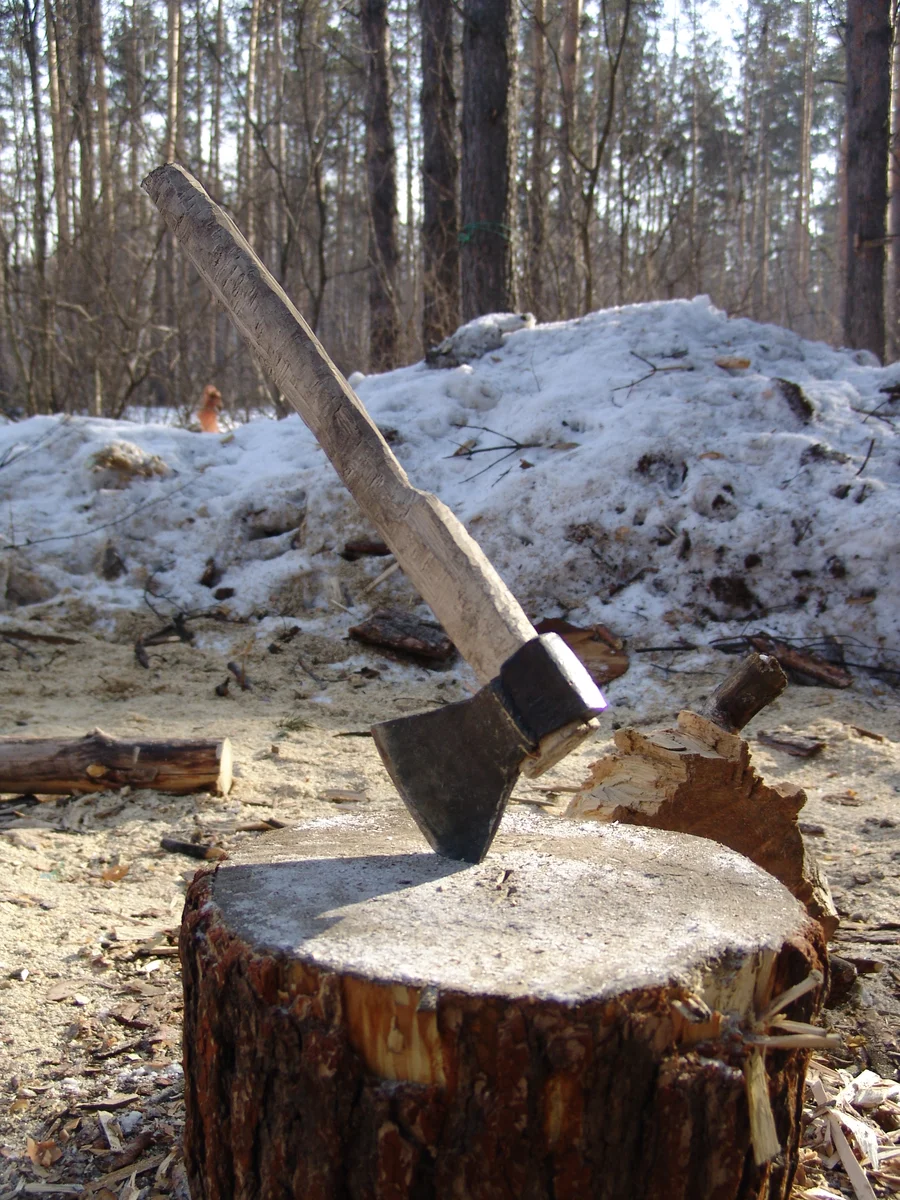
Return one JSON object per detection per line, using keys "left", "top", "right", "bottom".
{"left": 0, "top": 620, "right": 897, "bottom": 1194}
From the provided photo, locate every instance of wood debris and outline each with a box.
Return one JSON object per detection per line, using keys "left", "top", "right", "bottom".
{"left": 348, "top": 608, "right": 455, "bottom": 663}
{"left": 159, "top": 837, "right": 227, "bottom": 861}
{"left": 798, "top": 1061, "right": 900, "bottom": 1200}
{"left": 318, "top": 789, "right": 367, "bottom": 804}
{"left": 341, "top": 538, "right": 392, "bottom": 560}
{"left": 568, "top": 654, "right": 838, "bottom": 935}
{"left": 0, "top": 730, "right": 233, "bottom": 797}
{"left": 757, "top": 729, "right": 828, "bottom": 758}
{"left": 533, "top": 617, "right": 629, "bottom": 685}
{"left": 748, "top": 634, "right": 853, "bottom": 688}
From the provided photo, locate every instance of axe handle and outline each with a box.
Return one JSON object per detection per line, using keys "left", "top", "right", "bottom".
{"left": 142, "top": 164, "right": 534, "bottom": 685}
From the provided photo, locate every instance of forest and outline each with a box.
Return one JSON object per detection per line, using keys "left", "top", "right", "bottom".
{"left": 0, "top": 0, "right": 895, "bottom": 421}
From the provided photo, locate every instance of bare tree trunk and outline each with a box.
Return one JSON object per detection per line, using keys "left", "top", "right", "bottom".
{"left": 419, "top": 0, "right": 459, "bottom": 348}
{"left": 272, "top": 0, "right": 286, "bottom": 275}
{"left": 242, "top": 0, "right": 261, "bottom": 247}
{"left": 209, "top": 0, "right": 224, "bottom": 368}
{"left": 22, "top": 0, "right": 51, "bottom": 414}
{"left": 559, "top": 0, "right": 582, "bottom": 314}
{"left": 94, "top": 0, "right": 113, "bottom": 234}
{"left": 193, "top": 0, "right": 203, "bottom": 169}
{"left": 889, "top": 17, "right": 900, "bottom": 359}
{"left": 362, "top": 0, "right": 400, "bottom": 370}
{"left": 44, "top": 0, "right": 69, "bottom": 249}
{"left": 577, "top": 0, "right": 632, "bottom": 315}
{"left": 460, "top": 0, "right": 518, "bottom": 320}
{"left": 125, "top": 0, "right": 144, "bottom": 228}
{"left": 165, "top": 0, "right": 182, "bottom": 162}
{"left": 527, "top": 0, "right": 547, "bottom": 318}
{"left": 836, "top": 108, "right": 849, "bottom": 342}
{"left": 844, "top": 0, "right": 891, "bottom": 360}
{"left": 211, "top": 0, "right": 223, "bottom": 190}
{"left": 795, "top": 0, "right": 815, "bottom": 332}
{"left": 73, "top": 0, "right": 96, "bottom": 235}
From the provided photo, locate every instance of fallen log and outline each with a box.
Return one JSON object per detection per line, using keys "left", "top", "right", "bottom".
{"left": 181, "top": 808, "right": 828, "bottom": 1199}
{"left": 568, "top": 655, "right": 838, "bottom": 937}
{"left": 0, "top": 730, "right": 232, "bottom": 796}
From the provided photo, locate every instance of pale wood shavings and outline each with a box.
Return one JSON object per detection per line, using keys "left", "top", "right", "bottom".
{"left": 798, "top": 1064, "right": 900, "bottom": 1200}
{"left": 745, "top": 1049, "right": 781, "bottom": 1165}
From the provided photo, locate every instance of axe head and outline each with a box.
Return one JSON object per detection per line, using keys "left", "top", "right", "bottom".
{"left": 371, "top": 634, "right": 606, "bottom": 862}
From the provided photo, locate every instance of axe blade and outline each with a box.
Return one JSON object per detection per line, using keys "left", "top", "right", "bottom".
{"left": 373, "top": 635, "right": 607, "bottom": 862}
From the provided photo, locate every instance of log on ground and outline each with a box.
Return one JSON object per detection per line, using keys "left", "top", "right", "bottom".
{"left": 180, "top": 807, "right": 826, "bottom": 1200}
{"left": 0, "top": 729, "right": 232, "bottom": 795}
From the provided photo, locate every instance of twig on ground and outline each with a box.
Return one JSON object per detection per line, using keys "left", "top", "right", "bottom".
{"left": 610, "top": 351, "right": 694, "bottom": 404}
{"left": 855, "top": 437, "right": 876, "bottom": 477}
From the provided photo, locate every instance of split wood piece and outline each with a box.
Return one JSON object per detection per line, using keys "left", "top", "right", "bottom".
{"left": 0, "top": 730, "right": 232, "bottom": 796}
{"left": 534, "top": 616, "right": 630, "bottom": 686}
{"left": 567, "top": 710, "right": 838, "bottom": 938}
{"left": 348, "top": 608, "right": 456, "bottom": 662}
{"left": 181, "top": 807, "right": 826, "bottom": 1200}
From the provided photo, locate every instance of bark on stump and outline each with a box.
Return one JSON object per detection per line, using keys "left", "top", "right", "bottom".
{"left": 181, "top": 808, "right": 826, "bottom": 1200}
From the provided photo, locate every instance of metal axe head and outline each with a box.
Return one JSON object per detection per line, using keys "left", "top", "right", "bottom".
{"left": 371, "top": 634, "right": 606, "bottom": 862}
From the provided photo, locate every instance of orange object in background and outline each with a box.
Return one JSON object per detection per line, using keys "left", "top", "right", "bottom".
{"left": 198, "top": 385, "right": 223, "bottom": 432}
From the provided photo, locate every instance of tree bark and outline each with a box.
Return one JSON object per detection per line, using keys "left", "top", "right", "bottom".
{"left": 844, "top": 0, "right": 891, "bottom": 360}
{"left": 181, "top": 810, "right": 827, "bottom": 1199}
{"left": 889, "top": 17, "right": 900, "bottom": 359}
{"left": 165, "top": 0, "right": 182, "bottom": 163}
{"left": 362, "top": 0, "right": 400, "bottom": 371}
{"left": 0, "top": 731, "right": 232, "bottom": 796}
{"left": 527, "top": 0, "right": 547, "bottom": 318}
{"left": 559, "top": 0, "right": 582, "bottom": 314}
{"left": 22, "top": 0, "right": 51, "bottom": 414}
{"left": 460, "top": 0, "right": 518, "bottom": 319}
{"left": 44, "top": 0, "right": 69, "bottom": 250}
{"left": 419, "top": 0, "right": 459, "bottom": 349}
{"left": 94, "top": 0, "right": 114, "bottom": 235}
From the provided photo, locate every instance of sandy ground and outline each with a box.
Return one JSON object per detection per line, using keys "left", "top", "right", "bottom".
{"left": 0, "top": 610, "right": 897, "bottom": 1196}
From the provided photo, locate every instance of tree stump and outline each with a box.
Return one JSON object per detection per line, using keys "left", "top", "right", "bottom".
{"left": 181, "top": 807, "right": 827, "bottom": 1200}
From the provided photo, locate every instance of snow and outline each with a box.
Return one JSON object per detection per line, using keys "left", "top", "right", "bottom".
{"left": 1, "top": 296, "right": 897, "bottom": 693}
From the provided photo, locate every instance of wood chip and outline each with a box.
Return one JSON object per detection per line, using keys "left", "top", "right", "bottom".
{"left": 849, "top": 725, "right": 886, "bottom": 743}
{"left": 21, "top": 1186, "right": 84, "bottom": 1196}
{"left": 78, "top": 1094, "right": 141, "bottom": 1112}
{"left": 97, "top": 1110, "right": 123, "bottom": 1152}
{"left": 86, "top": 1155, "right": 166, "bottom": 1190}
{"left": 318, "top": 790, "right": 367, "bottom": 804}
{"left": 757, "top": 730, "right": 827, "bottom": 757}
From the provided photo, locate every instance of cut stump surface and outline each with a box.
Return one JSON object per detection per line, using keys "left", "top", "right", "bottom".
{"left": 181, "top": 807, "right": 826, "bottom": 1200}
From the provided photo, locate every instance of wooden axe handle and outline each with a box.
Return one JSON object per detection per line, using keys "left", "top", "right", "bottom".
{"left": 142, "top": 164, "right": 534, "bottom": 685}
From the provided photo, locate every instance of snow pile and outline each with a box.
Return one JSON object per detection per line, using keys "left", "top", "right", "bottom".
{"left": 0, "top": 297, "right": 897, "bottom": 675}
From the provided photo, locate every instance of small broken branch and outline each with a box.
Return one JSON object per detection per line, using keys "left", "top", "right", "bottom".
{"left": 748, "top": 635, "right": 853, "bottom": 688}
{"left": 700, "top": 651, "right": 788, "bottom": 733}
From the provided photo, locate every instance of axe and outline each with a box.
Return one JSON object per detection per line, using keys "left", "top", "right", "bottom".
{"left": 143, "top": 164, "right": 606, "bottom": 863}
